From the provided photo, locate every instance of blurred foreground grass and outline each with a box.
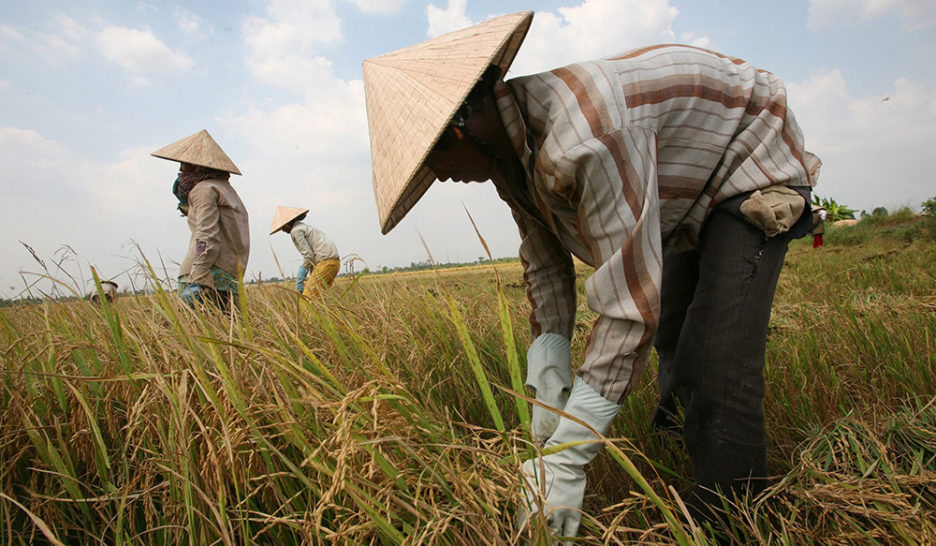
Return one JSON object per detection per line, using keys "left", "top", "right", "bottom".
{"left": 1, "top": 213, "right": 934, "bottom": 544}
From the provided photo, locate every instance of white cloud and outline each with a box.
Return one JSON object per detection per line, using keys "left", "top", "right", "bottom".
{"left": 514, "top": 0, "right": 678, "bottom": 75}
{"left": 1, "top": 128, "right": 75, "bottom": 196}
{"left": 0, "top": 24, "right": 24, "bottom": 44}
{"left": 425, "top": 0, "right": 679, "bottom": 76}
{"left": 94, "top": 25, "right": 194, "bottom": 75}
{"left": 0, "top": 127, "right": 187, "bottom": 298}
{"left": 242, "top": 0, "right": 344, "bottom": 92}
{"left": 222, "top": 78, "right": 368, "bottom": 161}
{"left": 135, "top": 2, "right": 159, "bottom": 15}
{"left": 42, "top": 33, "right": 83, "bottom": 61}
{"left": 788, "top": 70, "right": 936, "bottom": 211}
{"left": 808, "top": 0, "right": 936, "bottom": 30}
{"left": 0, "top": 127, "right": 167, "bottom": 219}
{"left": 174, "top": 8, "right": 211, "bottom": 37}
{"left": 53, "top": 14, "right": 90, "bottom": 45}
{"left": 426, "top": 0, "right": 473, "bottom": 37}
{"left": 347, "top": 0, "right": 407, "bottom": 16}
{"left": 243, "top": 0, "right": 342, "bottom": 57}
{"left": 247, "top": 52, "right": 337, "bottom": 94}
{"left": 680, "top": 31, "right": 711, "bottom": 48}
{"left": 1, "top": 15, "right": 192, "bottom": 79}
{"left": 0, "top": 19, "right": 83, "bottom": 65}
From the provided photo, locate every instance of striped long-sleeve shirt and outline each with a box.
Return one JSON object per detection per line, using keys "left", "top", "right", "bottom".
{"left": 493, "top": 45, "right": 820, "bottom": 404}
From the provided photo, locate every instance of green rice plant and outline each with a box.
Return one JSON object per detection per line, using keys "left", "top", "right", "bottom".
{"left": 756, "top": 400, "right": 936, "bottom": 543}
{"left": 1, "top": 219, "right": 934, "bottom": 544}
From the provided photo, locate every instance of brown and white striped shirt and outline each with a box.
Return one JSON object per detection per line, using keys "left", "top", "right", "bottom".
{"left": 493, "top": 45, "right": 820, "bottom": 403}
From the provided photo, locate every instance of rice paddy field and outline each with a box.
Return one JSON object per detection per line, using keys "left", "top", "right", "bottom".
{"left": 2, "top": 212, "right": 935, "bottom": 544}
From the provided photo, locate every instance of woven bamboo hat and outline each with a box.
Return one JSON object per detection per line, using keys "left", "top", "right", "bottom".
{"left": 363, "top": 10, "right": 533, "bottom": 234}
{"left": 269, "top": 206, "right": 309, "bottom": 234}
{"left": 151, "top": 129, "right": 242, "bottom": 175}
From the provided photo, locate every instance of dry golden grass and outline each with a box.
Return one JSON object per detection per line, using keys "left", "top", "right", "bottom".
{"left": 1, "top": 214, "right": 934, "bottom": 544}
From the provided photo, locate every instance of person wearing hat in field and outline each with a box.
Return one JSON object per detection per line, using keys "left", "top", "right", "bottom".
{"left": 87, "top": 280, "right": 119, "bottom": 304}
{"left": 363, "top": 11, "right": 820, "bottom": 540}
{"left": 152, "top": 130, "right": 250, "bottom": 310}
{"left": 269, "top": 206, "right": 340, "bottom": 297}
{"left": 811, "top": 204, "right": 827, "bottom": 247}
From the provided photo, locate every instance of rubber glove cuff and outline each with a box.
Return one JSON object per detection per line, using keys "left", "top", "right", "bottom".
{"left": 518, "top": 378, "right": 622, "bottom": 543}
{"left": 296, "top": 266, "right": 310, "bottom": 292}
{"left": 526, "top": 333, "right": 572, "bottom": 443}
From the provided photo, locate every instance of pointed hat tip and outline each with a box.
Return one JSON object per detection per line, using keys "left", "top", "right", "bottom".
{"left": 151, "top": 129, "right": 242, "bottom": 175}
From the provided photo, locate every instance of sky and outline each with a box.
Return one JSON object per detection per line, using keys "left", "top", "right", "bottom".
{"left": 2, "top": 0, "right": 935, "bottom": 298}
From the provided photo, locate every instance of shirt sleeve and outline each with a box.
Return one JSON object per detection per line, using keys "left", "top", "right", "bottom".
{"left": 566, "top": 128, "right": 663, "bottom": 404}
{"left": 291, "top": 227, "right": 317, "bottom": 269}
{"left": 514, "top": 210, "right": 577, "bottom": 341}
{"left": 187, "top": 185, "right": 222, "bottom": 288}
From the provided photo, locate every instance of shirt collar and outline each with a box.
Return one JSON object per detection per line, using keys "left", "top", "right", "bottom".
{"left": 493, "top": 79, "right": 534, "bottom": 180}
{"left": 492, "top": 78, "right": 558, "bottom": 232}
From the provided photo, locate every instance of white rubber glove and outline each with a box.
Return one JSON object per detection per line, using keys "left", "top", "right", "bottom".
{"left": 518, "top": 378, "right": 622, "bottom": 543}
{"left": 526, "top": 333, "right": 572, "bottom": 443}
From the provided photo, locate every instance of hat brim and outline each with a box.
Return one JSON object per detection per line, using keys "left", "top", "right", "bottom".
{"left": 151, "top": 129, "right": 242, "bottom": 175}
{"left": 269, "top": 206, "right": 310, "bottom": 234}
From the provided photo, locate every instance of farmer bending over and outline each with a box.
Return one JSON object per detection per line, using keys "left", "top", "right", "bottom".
{"left": 269, "top": 206, "right": 340, "bottom": 297}
{"left": 363, "top": 11, "right": 820, "bottom": 540}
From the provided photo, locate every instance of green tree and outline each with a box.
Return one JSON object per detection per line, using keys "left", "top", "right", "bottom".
{"left": 922, "top": 196, "right": 936, "bottom": 216}
{"left": 812, "top": 194, "right": 857, "bottom": 222}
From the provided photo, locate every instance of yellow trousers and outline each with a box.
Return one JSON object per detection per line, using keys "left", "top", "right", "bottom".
{"left": 302, "top": 258, "right": 340, "bottom": 297}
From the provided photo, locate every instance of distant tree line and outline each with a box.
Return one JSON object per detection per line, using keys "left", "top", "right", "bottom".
{"left": 367, "top": 256, "right": 519, "bottom": 276}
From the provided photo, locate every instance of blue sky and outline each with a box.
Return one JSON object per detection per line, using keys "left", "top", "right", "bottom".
{"left": 2, "top": 0, "right": 935, "bottom": 298}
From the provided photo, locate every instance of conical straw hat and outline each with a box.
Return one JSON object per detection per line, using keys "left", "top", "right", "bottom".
{"left": 363, "top": 10, "right": 533, "bottom": 234}
{"left": 270, "top": 205, "right": 309, "bottom": 234}
{"left": 151, "top": 129, "right": 242, "bottom": 175}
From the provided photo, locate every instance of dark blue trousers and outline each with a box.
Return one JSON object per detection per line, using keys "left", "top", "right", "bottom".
{"left": 652, "top": 198, "right": 794, "bottom": 515}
